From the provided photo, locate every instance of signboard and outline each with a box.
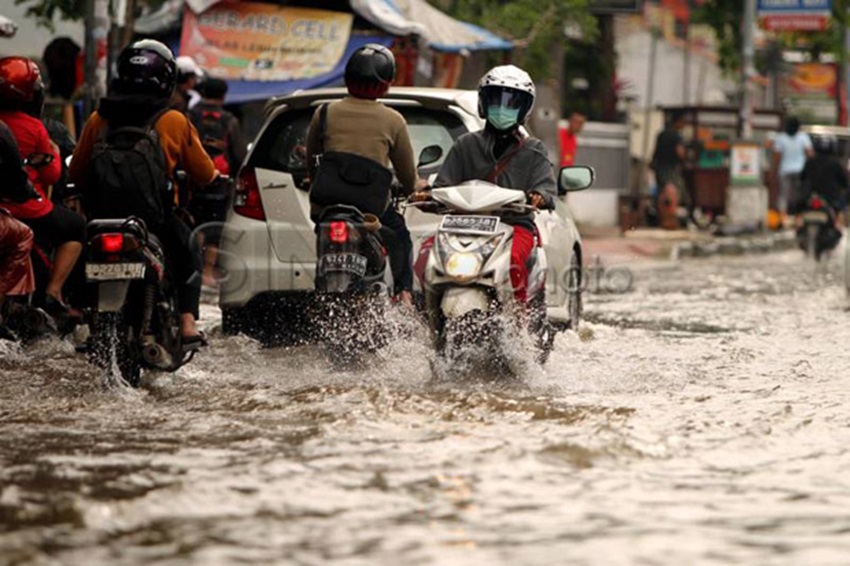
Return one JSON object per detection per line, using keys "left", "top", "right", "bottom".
{"left": 730, "top": 143, "right": 761, "bottom": 185}
{"left": 589, "top": 0, "right": 643, "bottom": 13}
{"left": 179, "top": 2, "right": 353, "bottom": 81}
{"left": 781, "top": 63, "right": 838, "bottom": 123}
{"left": 757, "top": 0, "right": 831, "bottom": 31}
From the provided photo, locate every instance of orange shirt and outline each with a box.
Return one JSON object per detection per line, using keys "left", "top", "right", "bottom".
{"left": 69, "top": 109, "right": 217, "bottom": 206}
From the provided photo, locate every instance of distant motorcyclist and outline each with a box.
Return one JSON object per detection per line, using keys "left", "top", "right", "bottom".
{"left": 798, "top": 135, "right": 849, "bottom": 221}
{"left": 0, "top": 120, "right": 36, "bottom": 340}
{"left": 305, "top": 43, "right": 425, "bottom": 305}
{"left": 430, "top": 65, "right": 556, "bottom": 304}
{"left": 69, "top": 39, "right": 219, "bottom": 346}
{"left": 0, "top": 56, "right": 85, "bottom": 319}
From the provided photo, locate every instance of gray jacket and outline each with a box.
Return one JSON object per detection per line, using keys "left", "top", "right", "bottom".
{"left": 434, "top": 128, "right": 557, "bottom": 208}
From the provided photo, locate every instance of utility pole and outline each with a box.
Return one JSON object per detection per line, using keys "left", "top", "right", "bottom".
{"left": 683, "top": 16, "right": 691, "bottom": 105}
{"left": 740, "top": 0, "right": 756, "bottom": 139}
{"left": 640, "top": 28, "right": 659, "bottom": 202}
{"left": 843, "top": 0, "right": 850, "bottom": 126}
{"left": 83, "top": 0, "right": 109, "bottom": 117}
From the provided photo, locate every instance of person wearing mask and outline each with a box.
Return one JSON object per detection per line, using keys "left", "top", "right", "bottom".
{"left": 428, "top": 65, "right": 556, "bottom": 305}
{"left": 0, "top": 56, "right": 84, "bottom": 318}
{"left": 558, "top": 110, "right": 586, "bottom": 167}
{"left": 188, "top": 77, "right": 246, "bottom": 288}
{"left": 0, "top": 120, "right": 36, "bottom": 340}
{"left": 305, "top": 43, "right": 424, "bottom": 306}
{"left": 170, "top": 56, "right": 202, "bottom": 112}
{"left": 771, "top": 116, "right": 814, "bottom": 216}
{"left": 69, "top": 40, "right": 219, "bottom": 345}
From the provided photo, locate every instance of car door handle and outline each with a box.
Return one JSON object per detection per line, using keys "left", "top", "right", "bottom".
{"left": 263, "top": 182, "right": 289, "bottom": 189}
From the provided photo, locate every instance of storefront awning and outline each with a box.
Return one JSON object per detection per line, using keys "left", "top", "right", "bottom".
{"left": 350, "top": 0, "right": 512, "bottom": 52}
{"left": 136, "top": 0, "right": 512, "bottom": 52}
{"left": 224, "top": 35, "right": 392, "bottom": 104}
{"left": 0, "top": 14, "right": 18, "bottom": 37}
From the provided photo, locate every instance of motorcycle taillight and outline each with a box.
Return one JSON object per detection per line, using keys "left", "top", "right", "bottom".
{"left": 329, "top": 221, "right": 349, "bottom": 243}
{"left": 100, "top": 233, "right": 124, "bottom": 253}
{"left": 811, "top": 198, "right": 824, "bottom": 210}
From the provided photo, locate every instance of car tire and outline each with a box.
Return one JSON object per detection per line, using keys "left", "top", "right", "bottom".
{"left": 222, "top": 294, "right": 313, "bottom": 346}
{"left": 566, "top": 248, "right": 582, "bottom": 331}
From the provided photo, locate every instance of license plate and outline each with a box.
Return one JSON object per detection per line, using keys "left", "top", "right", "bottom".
{"left": 319, "top": 253, "right": 367, "bottom": 276}
{"left": 801, "top": 211, "right": 829, "bottom": 223}
{"left": 440, "top": 215, "right": 500, "bottom": 234}
{"left": 86, "top": 262, "right": 146, "bottom": 281}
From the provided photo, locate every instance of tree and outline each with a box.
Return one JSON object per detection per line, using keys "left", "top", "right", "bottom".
{"left": 432, "top": 0, "right": 598, "bottom": 82}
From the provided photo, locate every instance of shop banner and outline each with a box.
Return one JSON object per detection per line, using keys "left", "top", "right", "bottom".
{"left": 180, "top": 2, "right": 353, "bottom": 81}
{"left": 782, "top": 63, "right": 838, "bottom": 123}
{"left": 757, "top": 0, "right": 831, "bottom": 31}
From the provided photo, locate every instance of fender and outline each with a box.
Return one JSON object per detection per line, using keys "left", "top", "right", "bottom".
{"left": 440, "top": 287, "right": 490, "bottom": 319}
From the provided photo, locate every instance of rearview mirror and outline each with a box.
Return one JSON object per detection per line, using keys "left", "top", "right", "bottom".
{"left": 558, "top": 165, "right": 594, "bottom": 194}
{"left": 418, "top": 145, "right": 443, "bottom": 168}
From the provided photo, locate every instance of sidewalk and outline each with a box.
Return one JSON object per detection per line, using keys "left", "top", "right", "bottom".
{"left": 580, "top": 226, "right": 797, "bottom": 266}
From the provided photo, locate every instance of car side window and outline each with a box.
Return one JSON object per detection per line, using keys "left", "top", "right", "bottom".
{"left": 398, "top": 107, "right": 466, "bottom": 170}
{"left": 251, "top": 109, "right": 313, "bottom": 175}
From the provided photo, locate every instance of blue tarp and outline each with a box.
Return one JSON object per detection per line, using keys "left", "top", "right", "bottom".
{"left": 223, "top": 35, "right": 393, "bottom": 104}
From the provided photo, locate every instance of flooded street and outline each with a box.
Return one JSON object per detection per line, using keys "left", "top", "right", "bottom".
{"left": 3, "top": 249, "right": 850, "bottom": 565}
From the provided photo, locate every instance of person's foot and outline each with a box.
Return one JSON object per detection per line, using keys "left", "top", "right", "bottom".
{"left": 44, "top": 295, "right": 83, "bottom": 327}
{"left": 394, "top": 290, "right": 414, "bottom": 308}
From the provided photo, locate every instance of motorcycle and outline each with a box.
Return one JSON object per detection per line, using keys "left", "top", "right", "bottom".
{"left": 85, "top": 216, "right": 198, "bottom": 386}
{"left": 409, "top": 180, "right": 555, "bottom": 371}
{"left": 311, "top": 146, "right": 443, "bottom": 363}
{"left": 796, "top": 193, "right": 841, "bottom": 261}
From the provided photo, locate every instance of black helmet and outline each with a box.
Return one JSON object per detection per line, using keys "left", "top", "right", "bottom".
{"left": 344, "top": 44, "right": 395, "bottom": 99}
{"left": 114, "top": 39, "right": 176, "bottom": 98}
{"left": 812, "top": 134, "right": 838, "bottom": 156}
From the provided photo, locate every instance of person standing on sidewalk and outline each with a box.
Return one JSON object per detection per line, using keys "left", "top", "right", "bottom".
{"left": 650, "top": 112, "right": 688, "bottom": 229}
{"left": 771, "top": 116, "right": 813, "bottom": 216}
{"left": 558, "top": 111, "right": 586, "bottom": 167}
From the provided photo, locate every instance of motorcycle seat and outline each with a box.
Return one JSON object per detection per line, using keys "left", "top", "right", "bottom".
{"left": 318, "top": 205, "right": 366, "bottom": 224}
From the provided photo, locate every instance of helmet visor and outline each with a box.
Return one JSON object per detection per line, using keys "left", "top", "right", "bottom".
{"left": 480, "top": 86, "right": 528, "bottom": 111}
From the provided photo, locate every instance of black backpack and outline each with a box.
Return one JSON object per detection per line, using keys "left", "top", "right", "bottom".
{"left": 86, "top": 109, "right": 172, "bottom": 228}
{"left": 189, "top": 106, "right": 232, "bottom": 174}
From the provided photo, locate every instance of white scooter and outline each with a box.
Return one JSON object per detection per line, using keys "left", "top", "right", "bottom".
{"left": 409, "top": 167, "right": 593, "bottom": 368}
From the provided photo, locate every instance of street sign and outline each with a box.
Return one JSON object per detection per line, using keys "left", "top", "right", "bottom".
{"left": 757, "top": 0, "right": 832, "bottom": 32}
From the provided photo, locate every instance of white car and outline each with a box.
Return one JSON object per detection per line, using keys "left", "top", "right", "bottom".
{"left": 219, "top": 87, "right": 587, "bottom": 342}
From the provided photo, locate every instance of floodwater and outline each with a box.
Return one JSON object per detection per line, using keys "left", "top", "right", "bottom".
{"left": 2, "top": 249, "right": 850, "bottom": 565}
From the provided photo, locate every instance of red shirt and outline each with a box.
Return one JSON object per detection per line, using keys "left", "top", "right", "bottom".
{"left": 0, "top": 111, "right": 60, "bottom": 219}
{"left": 559, "top": 128, "right": 578, "bottom": 167}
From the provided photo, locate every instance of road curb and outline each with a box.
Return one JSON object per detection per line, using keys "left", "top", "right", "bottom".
{"left": 671, "top": 231, "right": 797, "bottom": 260}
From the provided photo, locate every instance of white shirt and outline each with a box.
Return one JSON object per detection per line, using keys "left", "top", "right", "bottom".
{"left": 774, "top": 131, "right": 812, "bottom": 175}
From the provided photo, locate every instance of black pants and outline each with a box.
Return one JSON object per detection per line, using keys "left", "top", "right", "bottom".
{"left": 22, "top": 205, "right": 87, "bottom": 306}
{"left": 379, "top": 208, "right": 413, "bottom": 294}
{"left": 154, "top": 213, "right": 202, "bottom": 319}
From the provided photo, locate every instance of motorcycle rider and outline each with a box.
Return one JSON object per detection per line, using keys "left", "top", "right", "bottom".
{"left": 428, "top": 65, "right": 556, "bottom": 305}
{"left": 798, "top": 135, "right": 849, "bottom": 217}
{"left": 69, "top": 40, "right": 219, "bottom": 345}
{"left": 0, "top": 56, "right": 85, "bottom": 318}
{"left": 305, "top": 43, "right": 424, "bottom": 305}
{"left": 0, "top": 120, "right": 36, "bottom": 340}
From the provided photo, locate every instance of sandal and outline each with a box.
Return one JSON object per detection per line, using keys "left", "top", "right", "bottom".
{"left": 182, "top": 331, "right": 208, "bottom": 350}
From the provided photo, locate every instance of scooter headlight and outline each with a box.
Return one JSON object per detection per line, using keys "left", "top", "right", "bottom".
{"left": 445, "top": 252, "right": 482, "bottom": 279}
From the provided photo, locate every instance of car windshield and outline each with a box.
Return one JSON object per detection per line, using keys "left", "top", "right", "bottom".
{"left": 250, "top": 103, "right": 467, "bottom": 180}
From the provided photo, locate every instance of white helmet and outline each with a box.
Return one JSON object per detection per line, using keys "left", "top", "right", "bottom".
{"left": 176, "top": 55, "right": 203, "bottom": 80}
{"left": 477, "top": 65, "right": 536, "bottom": 126}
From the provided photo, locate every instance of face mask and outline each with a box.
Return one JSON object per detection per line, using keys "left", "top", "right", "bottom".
{"left": 487, "top": 105, "right": 520, "bottom": 131}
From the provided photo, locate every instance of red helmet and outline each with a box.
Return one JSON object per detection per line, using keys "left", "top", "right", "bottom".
{"left": 0, "top": 57, "right": 44, "bottom": 105}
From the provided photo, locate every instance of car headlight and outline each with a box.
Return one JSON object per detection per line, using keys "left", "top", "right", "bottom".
{"left": 445, "top": 252, "right": 482, "bottom": 279}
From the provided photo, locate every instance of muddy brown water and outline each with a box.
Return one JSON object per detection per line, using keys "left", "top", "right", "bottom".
{"left": 2, "top": 250, "right": 850, "bottom": 565}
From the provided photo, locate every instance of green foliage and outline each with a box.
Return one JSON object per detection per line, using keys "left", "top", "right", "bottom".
{"left": 692, "top": 0, "right": 742, "bottom": 75}
{"left": 695, "top": 0, "right": 849, "bottom": 74}
{"left": 433, "top": 0, "right": 598, "bottom": 81}
{"left": 14, "top": 0, "right": 85, "bottom": 31}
